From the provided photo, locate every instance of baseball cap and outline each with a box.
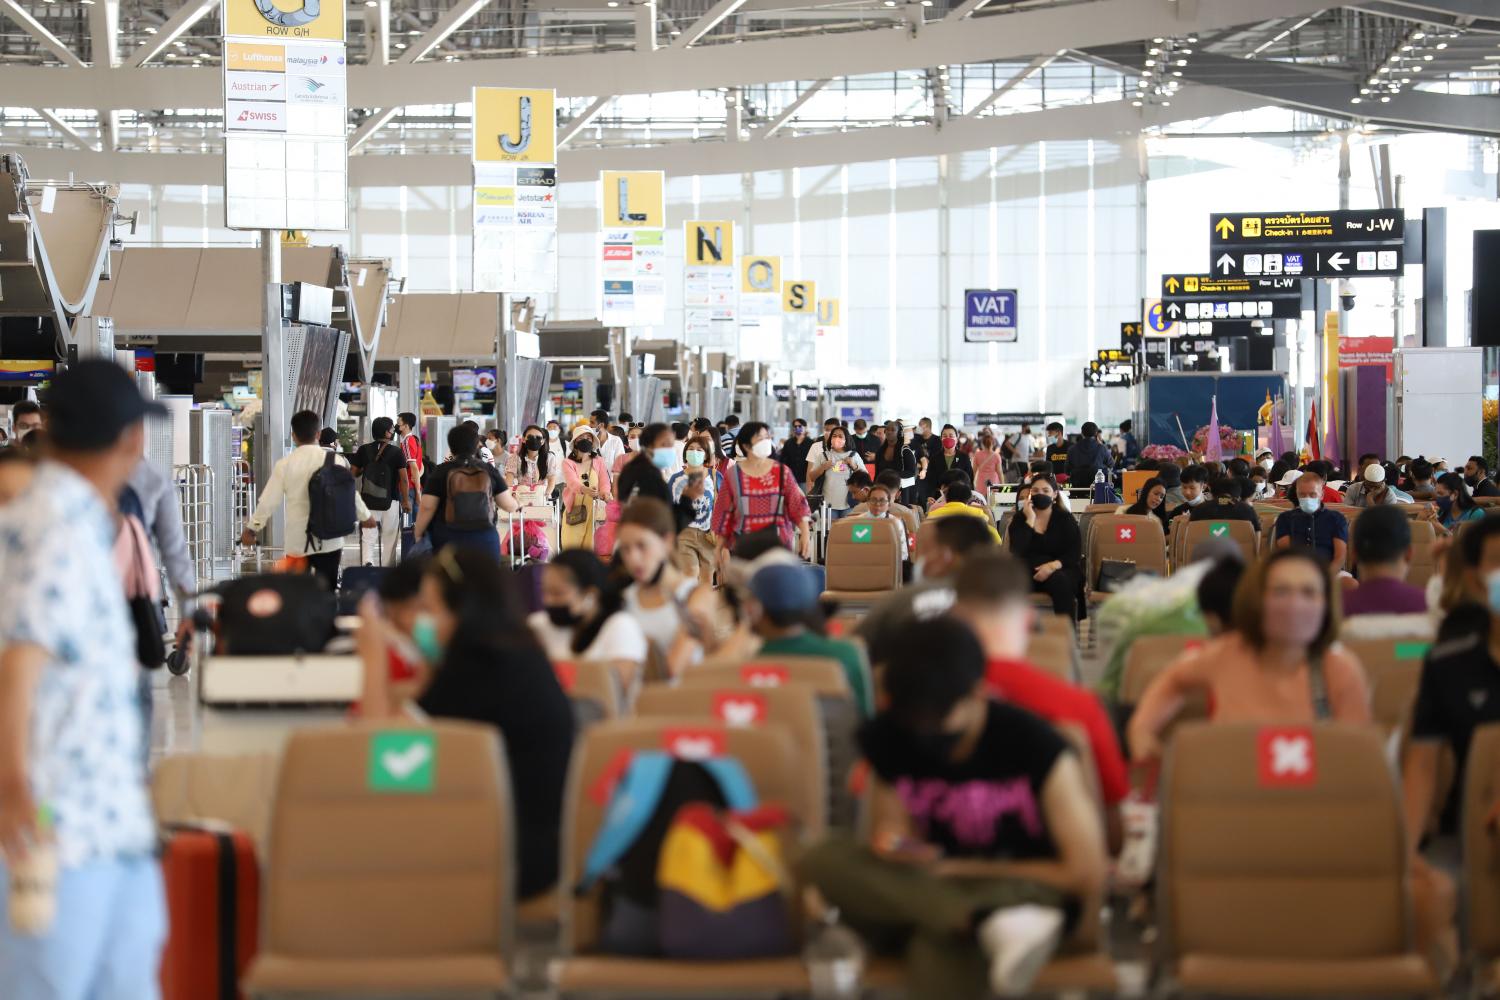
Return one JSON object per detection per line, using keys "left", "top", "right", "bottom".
{"left": 747, "top": 562, "right": 820, "bottom": 615}
{"left": 1363, "top": 463, "right": 1386, "bottom": 484}
{"left": 1276, "top": 469, "right": 1304, "bottom": 487}
{"left": 46, "top": 360, "right": 166, "bottom": 451}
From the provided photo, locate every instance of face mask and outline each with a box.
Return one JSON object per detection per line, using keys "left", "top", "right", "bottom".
{"left": 1299, "top": 497, "right": 1321, "bottom": 514}
{"left": 1437, "top": 496, "right": 1454, "bottom": 518}
{"left": 684, "top": 449, "right": 705, "bottom": 467}
{"left": 1488, "top": 570, "right": 1500, "bottom": 615}
{"left": 1030, "top": 493, "right": 1053, "bottom": 511}
{"left": 1467, "top": 475, "right": 1481, "bottom": 489}
{"left": 751, "top": 439, "right": 774, "bottom": 459}
{"left": 524, "top": 436, "right": 541, "bottom": 451}
{"left": 628, "top": 438, "right": 641, "bottom": 452}
{"left": 941, "top": 436, "right": 957, "bottom": 449}
{"left": 793, "top": 427, "right": 806, "bottom": 437}
{"left": 1260, "top": 459, "right": 1274, "bottom": 471}
{"left": 1187, "top": 493, "right": 1206, "bottom": 506}
{"left": 545, "top": 605, "right": 580, "bottom": 628}
{"left": 651, "top": 447, "right": 675, "bottom": 470}
{"left": 548, "top": 429, "right": 560, "bottom": 440}
{"left": 1265, "top": 597, "right": 1325, "bottom": 647}
{"left": 575, "top": 440, "right": 594, "bottom": 455}
{"left": 411, "top": 613, "right": 444, "bottom": 664}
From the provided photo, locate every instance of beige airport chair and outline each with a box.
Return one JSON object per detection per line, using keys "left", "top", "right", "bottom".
{"left": 635, "top": 684, "right": 829, "bottom": 830}
{"left": 1033, "top": 612, "right": 1077, "bottom": 642}
{"left": 1184, "top": 517, "right": 1259, "bottom": 568}
{"left": 244, "top": 722, "right": 513, "bottom": 997}
{"left": 1464, "top": 724, "right": 1500, "bottom": 995}
{"left": 1026, "top": 632, "right": 1080, "bottom": 684}
{"left": 1259, "top": 510, "right": 1283, "bottom": 556}
{"left": 1156, "top": 722, "right": 1437, "bottom": 996}
{"left": 821, "top": 517, "right": 902, "bottom": 605}
{"left": 552, "top": 720, "right": 815, "bottom": 997}
{"left": 553, "top": 659, "right": 623, "bottom": 728}
{"left": 1118, "top": 634, "right": 1209, "bottom": 711}
{"left": 152, "top": 751, "right": 279, "bottom": 857}
{"left": 1087, "top": 514, "right": 1168, "bottom": 603}
{"left": 1406, "top": 520, "right": 1439, "bottom": 590}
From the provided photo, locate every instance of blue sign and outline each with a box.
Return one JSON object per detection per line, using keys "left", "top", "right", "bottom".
{"left": 1146, "top": 300, "right": 1176, "bottom": 334}
{"left": 963, "top": 289, "right": 1018, "bottom": 343}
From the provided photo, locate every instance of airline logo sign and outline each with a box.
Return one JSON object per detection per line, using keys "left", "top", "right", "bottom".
{"left": 225, "top": 69, "right": 286, "bottom": 100}
{"left": 226, "top": 99, "right": 288, "bottom": 132}
{"left": 964, "top": 289, "right": 1017, "bottom": 343}
{"left": 783, "top": 280, "right": 815, "bottom": 313}
{"left": 224, "top": 0, "right": 347, "bottom": 41}
{"left": 742, "top": 256, "right": 779, "bottom": 294}
{"left": 225, "top": 41, "right": 287, "bottom": 71}
{"left": 1208, "top": 210, "right": 1404, "bottom": 279}
{"left": 685, "top": 220, "right": 734, "bottom": 265}
{"left": 472, "top": 88, "right": 556, "bottom": 164}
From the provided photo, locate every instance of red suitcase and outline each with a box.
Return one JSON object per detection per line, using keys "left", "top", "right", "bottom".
{"left": 160, "top": 828, "right": 259, "bottom": 1000}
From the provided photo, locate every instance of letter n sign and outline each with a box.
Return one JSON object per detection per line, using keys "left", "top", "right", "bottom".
{"left": 964, "top": 289, "right": 1018, "bottom": 343}
{"left": 686, "top": 220, "right": 734, "bottom": 265}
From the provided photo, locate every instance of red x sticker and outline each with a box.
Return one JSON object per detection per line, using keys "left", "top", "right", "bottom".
{"left": 1116, "top": 525, "right": 1136, "bottom": 543}
{"left": 1258, "top": 727, "right": 1317, "bottom": 787}
{"left": 714, "top": 691, "right": 767, "bottom": 727}
{"left": 552, "top": 660, "right": 577, "bottom": 694}
{"left": 741, "top": 664, "right": 790, "bottom": 688}
{"left": 662, "top": 727, "right": 727, "bottom": 760}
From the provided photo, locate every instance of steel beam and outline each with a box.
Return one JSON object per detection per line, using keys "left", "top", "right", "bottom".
{"left": 557, "top": 95, "right": 612, "bottom": 149}
{"left": 965, "top": 52, "right": 1059, "bottom": 118}
{"left": 669, "top": 0, "right": 747, "bottom": 48}
{"left": 122, "top": 0, "right": 215, "bottom": 68}
{"left": 34, "top": 109, "right": 98, "bottom": 152}
{"left": 0, "top": 0, "right": 86, "bottom": 68}
{"left": 760, "top": 78, "right": 828, "bottom": 138}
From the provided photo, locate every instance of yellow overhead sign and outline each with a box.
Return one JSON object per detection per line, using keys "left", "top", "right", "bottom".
{"left": 601, "top": 170, "right": 665, "bottom": 229}
{"left": 783, "top": 280, "right": 815, "bottom": 314}
{"left": 741, "top": 255, "right": 779, "bottom": 294}
{"left": 684, "top": 220, "right": 734, "bottom": 265}
{"left": 473, "top": 87, "right": 556, "bottom": 164}
{"left": 816, "top": 299, "right": 840, "bottom": 327}
{"left": 223, "top": 0, "right": 346, "bottom": 42}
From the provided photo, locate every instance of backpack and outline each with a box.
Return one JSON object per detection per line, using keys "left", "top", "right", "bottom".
{"left": 579, "top": 752, "right": 757, "bottom": 957}
{"left": 306, "top": 451, "right": 358, "bottom": 550}
{"left": 360, "top": 443, "right": 397, "bottom": 510}
{"left": 444, "top": 458, "right": 495, "bottom": 531}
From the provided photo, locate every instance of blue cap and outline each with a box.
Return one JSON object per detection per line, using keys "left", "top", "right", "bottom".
{"left": 747, "top": 562, "right": 820, "bottom": 614}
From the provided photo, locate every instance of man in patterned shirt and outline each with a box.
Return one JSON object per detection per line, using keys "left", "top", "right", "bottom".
{"left": 0, "top": 361, "right": 165, "bottom": 998}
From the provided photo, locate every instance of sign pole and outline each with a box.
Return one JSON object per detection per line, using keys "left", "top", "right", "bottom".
{"left": 258, "top": 227, "right": 285, "bottom": 549}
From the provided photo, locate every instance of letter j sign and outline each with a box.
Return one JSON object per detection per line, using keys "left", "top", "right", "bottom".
{"left": 964, "top": 289, "right": 1018, "bottom": 343}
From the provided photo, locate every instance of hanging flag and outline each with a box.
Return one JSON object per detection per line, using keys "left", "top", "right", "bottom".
{"left": 1269, "top": 396, "right": 1287, "bottom": 459}
{"left": 1204, "top": 395, "right": 1223, "bottom": 463}
{"left": 1305, "top": 400, "right": 1320, "bottom": 462}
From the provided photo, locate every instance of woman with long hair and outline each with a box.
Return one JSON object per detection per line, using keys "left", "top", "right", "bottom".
{"left": 617, "top": 497, "right": 721, "bottom": 679}
{"left": 710, "top": 421, "right": 813, "bottom": 564}
{"left": 560, "top": 424, "right": 613, "bottom": 552}
{"left": 970, "top": 426, "right": 1006, "bottom": 498}
{"left": 876, "top": 420, "right": 918, "bottom": 506}
{"left": 529, "top": 548, "right": 648, "bottom": 695}
{"left": 1004, "top": 473, "right": 1083, "bottom": 619}
{"left": 1429, "top": 471, "right": 1485, "bottom": 532}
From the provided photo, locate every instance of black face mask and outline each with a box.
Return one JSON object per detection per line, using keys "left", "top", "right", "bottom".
{"left": 1030, "top": 493, "right": 1054, "bottom": 511}
{"left": 575, "top": 440, "right": 594, "bottom": 455}
{"left": 1466, "top": 474, "right": 1481, "bottom": 488}
{"left": 545, "top": 605, "right": 580, "bottom": 628}
{"left": 524, "top": 436, "right": 542, "bottom": 451}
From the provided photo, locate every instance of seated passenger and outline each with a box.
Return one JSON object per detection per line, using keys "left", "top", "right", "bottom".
{"left": 1122, "top": 476, "right": 1169, "bottom": 533}
{"left": 1342, "top": 505, "right": 1430, "bottom": 621}
{"left": 1344, "top": 462, "right": 1402, "bottom": 507}
{"left": 1429, "top": 471, "right": 1485, "bottom": 532}
{"left": 797, "top": 617, "right": 1107, "bottom": 1000}
{"left": 848, "top": 483, "right": 909, "bottom": 564}
{"left": 1273, "top": 472, "right": 1349, "bottom": 570}
{"left": 1128, "top": 548, "right": 1371, "bottom": 763}
{"left": 745, "top": 561, "right": 873, "bottom": 716}
{"left": 529, "top": 549, "right": 648, "bottom": 694}
{"left": 1187, "top": 476, "right": 1261, "bottom": 535}
{"left": 1005, "top": 474, "right": 1083, "bottom": 620}
{"left": 1165, "top": 465, "right": 1208, "bottom": 519}
{"left": 616, "top": 497, "right": 717, "bottom": 679}
{"left": 355, "top": 546, "right": 574, "bottom": 900}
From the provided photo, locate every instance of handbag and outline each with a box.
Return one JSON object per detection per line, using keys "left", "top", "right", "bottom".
{"left": 566, "top": 467, "right": 592, "bottom": 526}
{"left": 123, "top": 515, "right": 167, "bottom": 669}
{"left": 1096, "top": 558, "right": 1138, "bottom": 593}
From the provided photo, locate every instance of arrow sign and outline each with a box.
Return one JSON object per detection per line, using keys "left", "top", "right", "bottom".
{"left": 1215, "top": 217, "right": 1235, "bottom": 238}
{"left": 1167, "top": 303, "right": 1181, "bottom": 318}
{"left": 1164, "top": 277, "right": 1180, "bottom": 293}
{"left": 1327, "top": 252, "right": 1348, "bottom": 272}
{"left": 1216, "top": 253, "right": 1236, "bottom": 275}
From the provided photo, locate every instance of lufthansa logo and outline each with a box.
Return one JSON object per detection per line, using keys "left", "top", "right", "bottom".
{"left": 254, "top": 0, "right": 319, "bottom": 28}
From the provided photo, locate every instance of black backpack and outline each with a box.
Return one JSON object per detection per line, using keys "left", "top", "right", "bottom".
{"left": 216, "top": 574, "right": 337, "bottom": 653}
{"left": 307, "top": 451, "right": 358, "bottom": 550}
{"left": 359, "top": 443, "right": 397, "bottom": 511}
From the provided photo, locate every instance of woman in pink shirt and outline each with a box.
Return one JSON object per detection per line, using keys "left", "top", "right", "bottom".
{"left": 1128, "top": 548, "right": 1371, "bottom": 761}
{"left": 970, "top": 426, "right": 1006, "bottom": 497}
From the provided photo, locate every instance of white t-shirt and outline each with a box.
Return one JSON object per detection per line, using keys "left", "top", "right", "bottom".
{"left": 528, "top": 609, "right": 648, "bottom": 665}
{"left": 598, "top": 432, "right": 626, "bottom": 469}
{"left": 822, "top": 450, "right": 866, "bottom": 510}
{"left": 623, "top": 577, "right": 698, "bottom": 652}
{"left": 1012, "top": 434, "right": 1034, "bottom": 464}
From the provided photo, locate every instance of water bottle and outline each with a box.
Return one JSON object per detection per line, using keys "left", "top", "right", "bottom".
{"left": 9, "top": 805, "right": 56, "bottom": 936}
{"left": 1092, "top": 469, "right": 1113, "bottom": 505}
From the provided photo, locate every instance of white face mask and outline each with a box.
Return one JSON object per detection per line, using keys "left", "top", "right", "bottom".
{"left": 1260, "top": 459, "right": 1274, "bottom": 471}
{"left": 751, "top": 439, "right": 774, "bottom": 459}
{"left": 1187, "top": 492, "right": 1206, "bottom": 506}
{"left": 684, "top": 449, "right": 705, "bottom": 467}
{"left": 548, "top": 429, "right": 560, "bottom": 440}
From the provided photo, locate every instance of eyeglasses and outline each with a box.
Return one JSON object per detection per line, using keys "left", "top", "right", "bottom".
{"left": 869, "top": 498, "right": 891, "bottom": 507}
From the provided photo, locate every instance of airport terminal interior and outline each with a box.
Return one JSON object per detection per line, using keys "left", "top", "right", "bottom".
{"left": 7, "top": 0, "right": 1500, "bottom": 997}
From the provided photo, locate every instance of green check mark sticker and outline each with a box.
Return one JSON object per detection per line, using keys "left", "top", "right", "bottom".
{"left": 1209, "top": 522, "right": 1230, "bottom": 537}
{"left": 851, "top": 524, "right": 872, "bottom": 544}
{"left": 368, "top": 731, "right": 436, "bottom": 793}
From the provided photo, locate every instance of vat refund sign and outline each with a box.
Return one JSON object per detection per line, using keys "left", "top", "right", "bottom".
{"left": 964, "top": 289, "right": 1017, "bottom": 343}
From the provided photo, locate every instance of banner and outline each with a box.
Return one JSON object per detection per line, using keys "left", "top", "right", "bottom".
{"left": 963, "top": 289, "right": 1017, "bottom": 343}
{"left": 683, "top": 220, "right": 737, "bottom": 349}
{"left": 472, "top": 87, "right": 557, "bottom": 293}
{"left": 738, "top": 255, "right": 782, "bottom": 361}
{"left": 222, "top": 0, "right": 347, "bottom": 231}
{"left": 600, "top": 170, "right": 666, "bottom": 326}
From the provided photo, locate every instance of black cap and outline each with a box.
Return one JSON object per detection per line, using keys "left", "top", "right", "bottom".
{"left": 46, "top": 360, "right": 167, "bottom": 451}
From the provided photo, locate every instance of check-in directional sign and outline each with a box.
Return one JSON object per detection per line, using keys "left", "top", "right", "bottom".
{"left": 1161, "top": 274, "right": 1301, "bottom": 321}
{"left": 1170, "top": 335, "right": 1223, "bottom": 358}
{"left": 1084, "top": 363, "right": 1133, "bottom": 388}
{"left": 1208, "top": 210, "right": 1404, "bottom": 279}
{"left": 1120, "top": 322, "right": 1143, "bottom": 358}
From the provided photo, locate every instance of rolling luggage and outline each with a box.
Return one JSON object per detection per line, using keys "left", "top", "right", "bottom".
{"left": 216, "top": 574, "right": 336, "bottom": 656}
{"left": 160, "top": 828, "right": 259, "bottom": 1000}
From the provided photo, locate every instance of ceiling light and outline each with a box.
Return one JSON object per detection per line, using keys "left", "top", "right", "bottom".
{"left": 1350, "top": 96, "right": 1362, "bottom": 104}
{"left": 1176, "top": 59, "right": 1187, "bottom": 66}
{"left": 1413, "top": 65, "right": 1422, "bottom": 72}
{"left": 1180, "top": 48, "right": 1192, "bottom": 55}
{"left": 1161, "top": 100, "right": 1170, "bottom": 106}
{"left": 1413, "top": 30, "right": 1425, "bottom": 40}
{"left": 144, "top": 26, "right": 156, "bottom": 33}
{"left": 1152, "top": 37, "right": 1163, "bottom": 43}
{"left": 1144, "top": 58, "right": 1155, "bottom": 66}
{"left": 407, "top": 29, "right": 419, "bottom": 35}
{"left": 394, "top": 41, "right": 406, "bottom": 48}
{"left": 1423, "top": 54, "right": 1434, "bottom": 61}
{"left": 1380, "top": 95, "right": 1391, "bottom": 102}
{"left": 1401, "top": 44, "right": 1413, "bottom": 51}
{"left": 526, "top": 48, "right": 538, "bottom": 54}
{"left": 607, "top": 0, "right": 619, "bottom": 4}
{"left": 1149, "top": 47, "right": 1161, "bottom": 55}
{"left": 1171, "top": 70, "right": 1182, "bottom": 76}
{"left": 1131, "top": 99, "right": 1142, "bottom": 107}
{"left": 1360, "top": 87, "right": 1369, "bottom": 94}
{"left": 1436, "top": 42, "right": 1448, "bottom": 49}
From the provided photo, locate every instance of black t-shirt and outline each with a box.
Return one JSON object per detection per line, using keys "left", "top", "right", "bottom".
{"left": 423, "top": 458, "right": 508, "bottom": 529}
{"left": 1412, "top": 630, "right": 1500, "bottom": 832}
{"left": 418, "top": 636, "right": 575, "bottom": 899}
{"left": 351, "top": 441, "right": 409, "bottom": 510}
{"left": 1188, "top": 497, "right": 1261, "bottom": 531}
{"left": 858, "top": 700, "right": 1067, "bottom": 860}
{"left": 780, "top": 437, "right": 814, "bottom": 484}
{"left": 1474, "top": 478, "right": 1500, "bottom": 498}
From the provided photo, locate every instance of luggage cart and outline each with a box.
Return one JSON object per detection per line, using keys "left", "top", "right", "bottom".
{"left": 503, "top": 502, "right": 559, "bottom": 569}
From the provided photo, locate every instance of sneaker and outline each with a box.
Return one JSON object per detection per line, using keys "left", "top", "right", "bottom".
{"left": 978, "top": 904, "right": 1065, "bottom": 997}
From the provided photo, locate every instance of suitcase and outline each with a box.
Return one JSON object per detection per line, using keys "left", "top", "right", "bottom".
{"left": 338, "top": 565, "right": 387, "bottom": 616}
{"left": 216, "top": 574, "right": 336, "bottom": 656}
{"left": 511, "top": 562, "right": 544, "bottom": 615}
{"left": 160, "top": 828, "right": 259, "bottom": 1000}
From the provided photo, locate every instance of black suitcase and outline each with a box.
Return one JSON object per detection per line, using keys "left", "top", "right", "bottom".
{"left": 216, "top": 575, "right": 336, "bottom": 656}
{"left": 338, "top": 566, "right": 387, "bottom": 615}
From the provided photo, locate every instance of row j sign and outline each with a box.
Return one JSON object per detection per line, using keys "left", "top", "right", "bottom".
{"left": 964, "top": 289, "right": 1018, "bottom": 343}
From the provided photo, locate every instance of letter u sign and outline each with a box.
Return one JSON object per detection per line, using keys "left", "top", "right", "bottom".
{"left": 255, "top": 0, "right": 319, "bottom": 27}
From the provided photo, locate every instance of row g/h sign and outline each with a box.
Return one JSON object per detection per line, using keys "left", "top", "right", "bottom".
{"left": 964, "top": 289, "right": 1017, "bottom": 343}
